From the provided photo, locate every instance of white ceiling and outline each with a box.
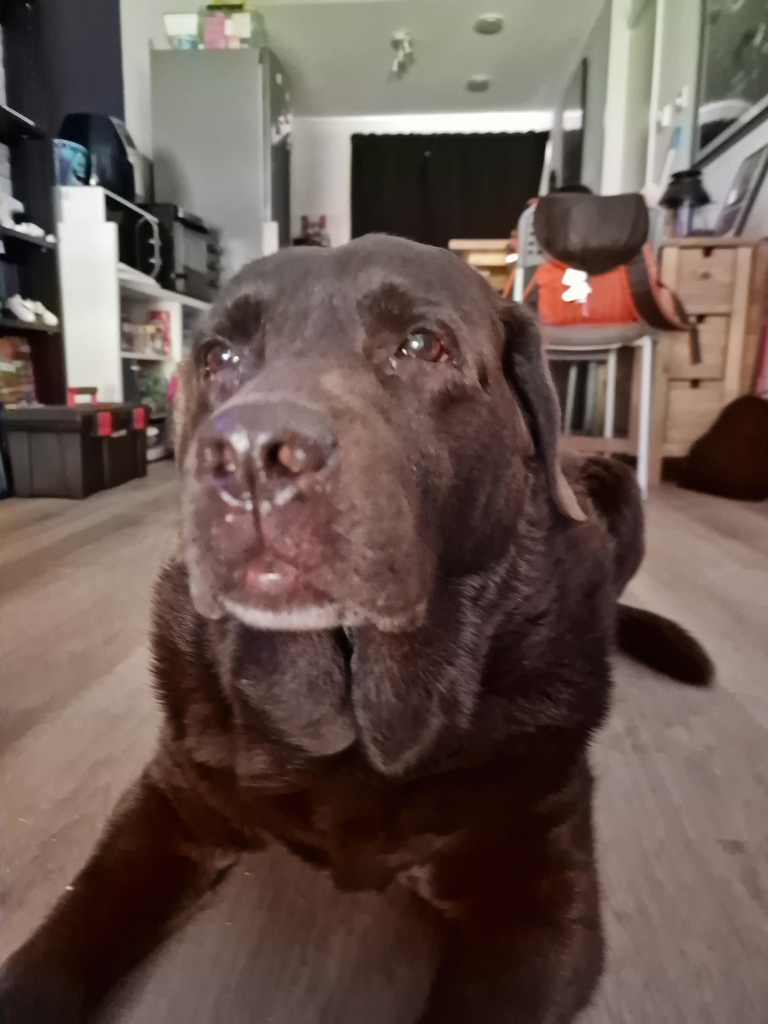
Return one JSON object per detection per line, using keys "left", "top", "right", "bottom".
{"left": 258, "top": 0, "right": 606, "bottom": 117}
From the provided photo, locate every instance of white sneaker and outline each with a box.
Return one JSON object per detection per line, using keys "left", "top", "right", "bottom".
{"left": 30, "top": 301, "right": 59, "bottom": 328}
{"left": 6, "top": 294, "right": 36, "bottom": 323}
{"left": 15, "top": 221, "right": 46, "bottom": 238}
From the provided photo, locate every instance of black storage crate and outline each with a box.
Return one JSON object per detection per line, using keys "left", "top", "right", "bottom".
{"left": 1, "top": 404, "right": 147, "bottom": 498}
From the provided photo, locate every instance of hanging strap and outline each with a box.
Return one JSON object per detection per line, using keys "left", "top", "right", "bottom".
{"left": 523, "top": 271, "right": 540, "bottom": 315}
{"left": 627, "top": 246, "right": 701, "bottom": 364}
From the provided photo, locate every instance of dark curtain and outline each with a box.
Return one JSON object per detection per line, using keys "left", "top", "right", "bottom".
{"left": 272, "top": 137, "right": 291, "bottom": 247}
{"left": 351, "top": 132, "right": 548, "bottom": 247}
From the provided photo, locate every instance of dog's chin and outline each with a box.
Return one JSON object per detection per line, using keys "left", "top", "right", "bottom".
{"left": 186, "top": 547, "right": 430, "bottom": 633}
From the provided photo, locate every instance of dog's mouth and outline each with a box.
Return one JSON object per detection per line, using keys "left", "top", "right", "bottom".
{"left": 185, "top": 474, "right": 429, "bottom": 632}
{"left": 333, "top": 625, "right": 355, "bottom": 679}
{"left": 187, "top": 482, "right": 429, "bottom": 632}
{"left": 220, "top": 544, "right": 352, "bottom": 631}
{"left": 191, "top": 512, "right": 429, "bottom": 633}
{"left": 201, "top": 521, "right": 424, "bottom": 632}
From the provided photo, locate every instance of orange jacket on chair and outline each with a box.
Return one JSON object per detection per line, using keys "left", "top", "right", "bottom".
{"left": 525, "top": 244, "right": 694, "bottom": 340}
{"left": 525, "top": 259, "right": 637, "bottom": 326}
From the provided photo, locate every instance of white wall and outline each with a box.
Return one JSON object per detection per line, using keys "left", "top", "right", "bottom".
{"left": 601, "top": 0, "right": 657, "bottom": 194}
{"left": 601, "top": 0, "right": 701, "bottom": 195}
{"left": 120, "top": 0, "right": 155, "bottom": 155}
{"left": 291, "top": 111, "right": 553, "bottom": 247}
{"left": 120, "top": 0, "right": 206, "bottom": 156}
{"left": 548, "top": 0, "right": 611, "bottom": 195}
{"left": 645, "top": 0, "right": 701, "bottom": 188}
{"left": 581, "top": 1, "right": 612, "bottom": 194}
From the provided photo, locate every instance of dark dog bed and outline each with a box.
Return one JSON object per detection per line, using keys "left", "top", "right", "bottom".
{"left": 678, "top": 396, "right": 768, "bottom": 502}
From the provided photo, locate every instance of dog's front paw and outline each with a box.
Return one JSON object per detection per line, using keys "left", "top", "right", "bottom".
{"left": 0, "top": 962, "right": 84, "bottom": 1024}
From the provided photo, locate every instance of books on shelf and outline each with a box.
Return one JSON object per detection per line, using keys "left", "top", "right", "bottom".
{"left": 0, "top": 336, "right": 36, "bottom": 405}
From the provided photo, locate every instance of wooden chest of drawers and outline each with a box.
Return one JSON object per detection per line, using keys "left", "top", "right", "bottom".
{"left": 649, "top": 238, "right": 768, "bottom": 483}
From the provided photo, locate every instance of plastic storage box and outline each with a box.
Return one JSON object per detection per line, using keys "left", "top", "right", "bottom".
{"left": 1, "top": 404, "right": 148, "bottom": 498}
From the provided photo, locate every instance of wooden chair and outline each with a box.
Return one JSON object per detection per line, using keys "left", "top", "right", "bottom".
{"left": 448, "top": 239, "right": 511, "bottom": 294}
{"left": 514, "top": 205, "right": 657, "bottom": 496}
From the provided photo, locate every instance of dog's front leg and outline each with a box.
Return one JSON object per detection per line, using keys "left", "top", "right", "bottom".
{"left": 0, "top": 764, "right": 241, "bottom": 1024}
{"left": 417, "top": 769, "right": 603, "bottom": 1024}
{"left": 418, "top": 909, "right": 603, "bottom": 1024}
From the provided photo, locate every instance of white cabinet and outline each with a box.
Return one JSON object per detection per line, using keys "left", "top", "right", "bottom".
{"left": 57, "top": 185, "right": 212, "bottom": 458}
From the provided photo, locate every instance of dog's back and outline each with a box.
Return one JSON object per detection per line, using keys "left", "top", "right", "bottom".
{"left": 573, "top": 454, "right": 712, "bottom": 686}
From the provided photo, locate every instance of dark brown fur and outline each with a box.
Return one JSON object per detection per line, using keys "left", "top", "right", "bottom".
{"left": 0, "top": 236, "right": 711, "bottom": 1023}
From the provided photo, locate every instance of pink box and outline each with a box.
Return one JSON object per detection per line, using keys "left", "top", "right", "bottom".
{"left": 204, "top": 12, "right": 227, "bottom": 49}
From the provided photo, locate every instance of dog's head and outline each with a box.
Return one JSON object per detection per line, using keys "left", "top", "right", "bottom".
{"left": 178, "top": 234, "right": 583, "bottom": 638}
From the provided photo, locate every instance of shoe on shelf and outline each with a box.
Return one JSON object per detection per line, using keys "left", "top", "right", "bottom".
{"left": 14, "top": 221, "right": 46, "bottom": 238}
{"left": 31, "top": 301, "right": 59, "bottom": 328}
{"left": 6, "top": 294, "right": 37, "bottom": 324}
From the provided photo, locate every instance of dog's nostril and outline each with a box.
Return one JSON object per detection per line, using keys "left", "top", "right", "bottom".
{"left": 264, "top": 441, "right": 288, "bottom": 473}
{"left": 264, "top": 437, "right": 327, "bottom": 477}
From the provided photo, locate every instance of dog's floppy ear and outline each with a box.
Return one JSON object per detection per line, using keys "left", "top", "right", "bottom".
{"left": 173, "top": 357, "right": 207, "bottom": 469}
{"left": 498, "top": 301, "right": 586, "bottom": 521}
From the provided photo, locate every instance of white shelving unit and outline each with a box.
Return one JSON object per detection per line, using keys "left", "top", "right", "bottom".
{"left": 120, "top": 351, "right": 167, "bottom": 362}
{"left": 57, "top": 187, "right": 212, "bottom": 458}
{"left": 117, "top": 262, "right": 212, "bottom": 311}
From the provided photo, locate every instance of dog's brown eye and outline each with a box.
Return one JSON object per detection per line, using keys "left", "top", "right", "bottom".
{"left": 398, "top": 330, "right": 448, "bottom": 363}
{"left": 199, "top": 340, "right": 240, "bottom": 377}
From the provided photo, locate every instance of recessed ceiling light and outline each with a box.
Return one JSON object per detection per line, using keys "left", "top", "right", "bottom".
{"left": 466, "top": 75, "right": 490, "bottom": 92}
{"left": 474, "top": 13, "right": 504, "bottom": 35}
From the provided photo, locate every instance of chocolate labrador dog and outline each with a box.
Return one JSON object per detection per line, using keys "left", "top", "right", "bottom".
{"left": 1, "top": 235, "right": 711, "bottom": 1023}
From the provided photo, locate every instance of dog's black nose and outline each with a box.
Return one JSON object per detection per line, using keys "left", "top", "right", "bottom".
{"left": 196, "top": 400, "right": 339, "bottom": 586}
{"left": 198, "top": 399, "right": 336, "bottom": 504}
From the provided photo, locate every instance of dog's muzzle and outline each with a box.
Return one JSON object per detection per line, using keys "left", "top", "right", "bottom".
{"left": 187, "top": 396, "right": 345, "bottom": 625}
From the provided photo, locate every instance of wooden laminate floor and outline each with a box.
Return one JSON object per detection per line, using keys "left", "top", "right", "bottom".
{"left": 1, "top": 462, "right": 767, "bottom": 1023}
